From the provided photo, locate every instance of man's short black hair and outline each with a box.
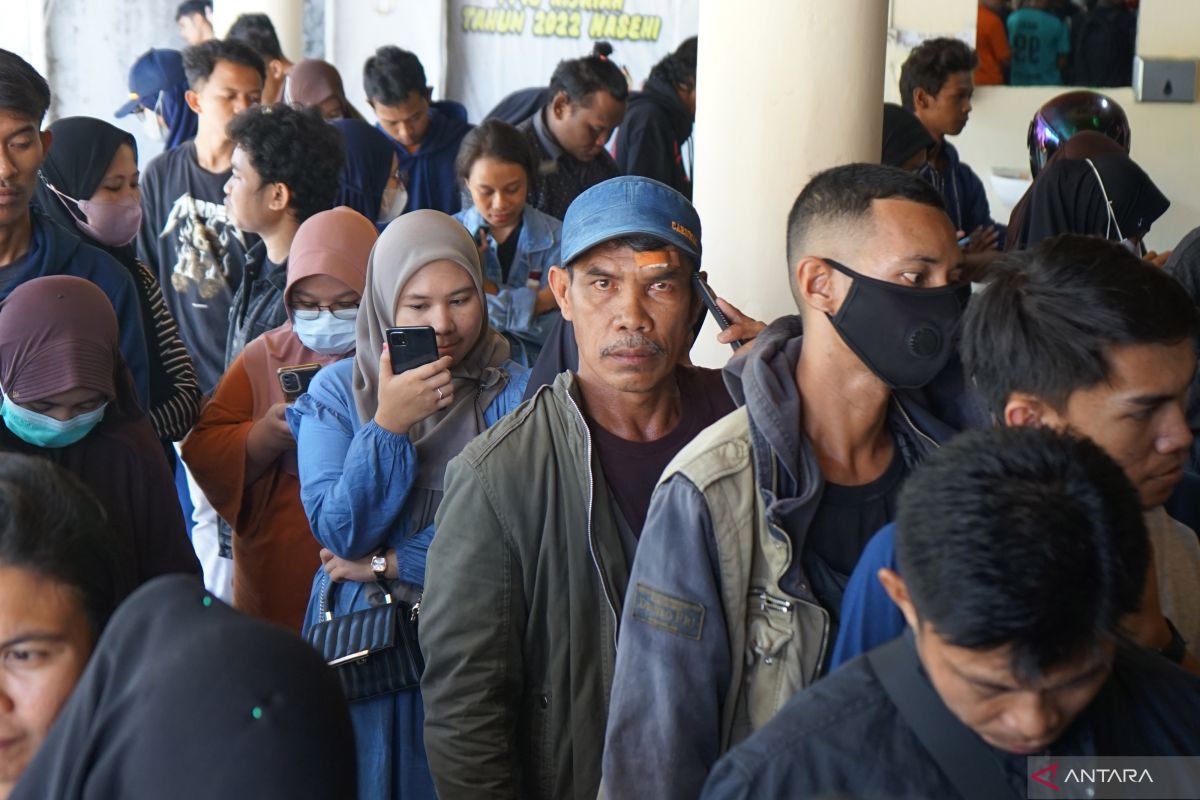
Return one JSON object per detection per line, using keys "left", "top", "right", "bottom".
{"left": 363, "top": 46, "right": 428, "bottom": 106}
{"left": 963, "top": 235, "right": 1199, "bottom": 417}
{"left": 175, "top": 0, "right": 211, "bottom": 21}
{"left": 785, "top": 163, "right": 946, "bottom": 301}
{"left": 183, "top": 39, "right": 266, "bottom": 89}
{"left": 899, "top": 37, "right": 978, "bottom": 111}
{"left": 227, "top": 104, "right": 344, "bottom": 223}
{"left": 227, "top": 13, "right": 285, "bottom": 63}
{"left": 897, "top": 426, "right": 1149, "bottom": 680}
{"left": 549, "top": 42, "right": 629, "bottom": 106}
{"left": 0, "top": 49, "right": 51, "bottom": 123}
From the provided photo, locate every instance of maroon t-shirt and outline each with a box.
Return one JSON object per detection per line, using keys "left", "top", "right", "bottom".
{"left": 586, "top": 366, "right": 736, "bottom": 540}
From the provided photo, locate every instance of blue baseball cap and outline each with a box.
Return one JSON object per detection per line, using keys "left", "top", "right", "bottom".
{"left": 560, "top": 176, "right": 702, "bottom": 269}
{"left": 115, "top": 49, "right": 187, "bottom": 118}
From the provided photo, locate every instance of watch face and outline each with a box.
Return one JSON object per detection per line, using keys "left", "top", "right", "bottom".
{"left": 371, "top": 556, "right": 386, "bottom": 574}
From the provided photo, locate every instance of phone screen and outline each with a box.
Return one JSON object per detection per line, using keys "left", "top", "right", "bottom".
{"left": 386, "top": 326, "right": 438, "bottom": 374}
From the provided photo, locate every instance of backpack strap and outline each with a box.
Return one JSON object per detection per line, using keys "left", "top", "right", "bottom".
{"left": 868, "top": 635, "right": 1018, "bottom": 800}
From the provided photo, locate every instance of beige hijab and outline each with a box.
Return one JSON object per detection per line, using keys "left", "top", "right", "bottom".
{"left": 351, "top": 210, "right": 511, "bottom": 494}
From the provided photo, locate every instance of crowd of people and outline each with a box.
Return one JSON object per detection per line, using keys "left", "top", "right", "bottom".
{"left": 0, "top": 1, "right": 1195, "bottom": 797}
{"left": 975, "top": 0, "right": 1139, "bottom": 87}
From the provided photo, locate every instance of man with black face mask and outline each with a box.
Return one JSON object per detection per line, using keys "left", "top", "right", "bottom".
{"left": 602, "top": 163, "right": 965, "bottom": 800}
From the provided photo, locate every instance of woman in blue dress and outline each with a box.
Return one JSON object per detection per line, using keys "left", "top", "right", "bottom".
{"left": 289, "top": 209, "right": 530, "bottom": 799}
{"left": 453, "top": 119, "right": 562, "bottom": 366}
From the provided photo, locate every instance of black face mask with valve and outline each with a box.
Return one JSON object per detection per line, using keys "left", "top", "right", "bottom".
{"left": 822, "top": 258, "right": 968, "bottom": 390}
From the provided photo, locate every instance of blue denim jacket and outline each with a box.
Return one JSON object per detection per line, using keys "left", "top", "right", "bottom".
{"left": 454, "top": 203, "right": 562, "bottom": 366}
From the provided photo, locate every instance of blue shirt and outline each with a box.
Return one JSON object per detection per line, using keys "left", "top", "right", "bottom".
{"left": 453, "top": 204, "right": 562, "bottom": 365}
{"left": 380, "top": 101, "right": 473, "bottom": 215}
{"left": 1007, "top": 7, "right": 1070, "bottom": 85}
{"left": 287, "top": 355, "right": 529, "bottom": 800}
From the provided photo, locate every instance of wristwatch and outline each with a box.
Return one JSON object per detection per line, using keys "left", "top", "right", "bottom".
{"left": 370, "top": 553, "right": 388, "bottom": 580}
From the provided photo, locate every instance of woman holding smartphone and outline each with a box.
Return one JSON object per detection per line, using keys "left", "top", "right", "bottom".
{"left": 181, "top": 207, "right": 375, "bottom": 630}
{"left": 453, "top": 119, "right": 562, "bottom": 366}
{"left": 289, "top": 209, "right": 530, "bottom": 800}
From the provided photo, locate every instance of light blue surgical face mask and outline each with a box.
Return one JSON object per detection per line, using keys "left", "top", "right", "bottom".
{"left": 292, "top": 310, "right": 358, "bottom": 356}
{"left": 1, "top": 395, "right": 108, "bottom": 449}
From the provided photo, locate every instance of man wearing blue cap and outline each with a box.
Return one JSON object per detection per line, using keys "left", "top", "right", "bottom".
{"left": 115, "top": 48, "right": 198, "bottom": 151}
{"left": 602, "top": 163, "right": 965, "bottom": 799}
{"left": 421, "top": 176, "right": 743, "bottom": 800}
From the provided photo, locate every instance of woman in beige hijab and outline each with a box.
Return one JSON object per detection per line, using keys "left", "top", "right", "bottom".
{"left": 288, "top": 209, "right": 530, "bottom": 800}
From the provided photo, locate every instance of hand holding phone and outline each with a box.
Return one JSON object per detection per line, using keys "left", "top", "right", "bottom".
{"left": 375, "top": 327, "right": 453, "bottom": 434}
{"left": 692, "top": 274, "right": 743, "bottom": 351}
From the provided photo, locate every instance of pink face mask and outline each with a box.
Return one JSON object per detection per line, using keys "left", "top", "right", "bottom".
{"left": 45, "top": 182, "right": 143, "bottom": 248}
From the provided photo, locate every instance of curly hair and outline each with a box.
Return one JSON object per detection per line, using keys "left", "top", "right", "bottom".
{"left": 899, "top": 37, "right": 978, "bottom": 111}
{"left": 227, "top": 104, "right": 345, "bottom": 223}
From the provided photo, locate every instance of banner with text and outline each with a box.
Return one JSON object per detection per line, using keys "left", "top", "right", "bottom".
{"left": 446, "top": 0, "right": 697, "bottom": 122}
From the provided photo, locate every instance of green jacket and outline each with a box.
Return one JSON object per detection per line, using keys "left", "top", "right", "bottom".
{"left": 421, "top": 371, "right": 629, "bottom": 800}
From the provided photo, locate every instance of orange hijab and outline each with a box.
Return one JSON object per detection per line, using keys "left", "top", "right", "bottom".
{"left": 241, "top": 207, "right": 377, "bottom": 420}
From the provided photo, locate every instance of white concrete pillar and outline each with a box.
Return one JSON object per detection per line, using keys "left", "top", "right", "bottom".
{"left": 213, "top": 0, "right": 305, "bottom": 63}
{"left": 690, "top": 0, "right": 890, "bottom": 367}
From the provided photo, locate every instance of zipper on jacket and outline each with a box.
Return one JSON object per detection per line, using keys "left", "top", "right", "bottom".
{"left": 892, "top": 398, "right": 939, "bottom": 451}
{"left": 564, "top": 389, "right": 620, "bottom": 647}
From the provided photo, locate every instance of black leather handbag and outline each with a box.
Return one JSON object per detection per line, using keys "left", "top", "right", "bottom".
{"left": 305, "top": 574, "right": 424, "bottom": 702}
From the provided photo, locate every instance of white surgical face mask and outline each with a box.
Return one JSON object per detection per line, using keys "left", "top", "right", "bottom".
{"left": 136, "top": 91, "right": 168, "bottom": 144}
{"left": 293, "top": 310, "right": 358, "bottom": 356}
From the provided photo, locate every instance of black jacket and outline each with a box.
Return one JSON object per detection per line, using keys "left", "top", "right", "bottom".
{"left": 702, "top": 636, "right": 1200, "bottom": 799}
{"left": 614, "top": 75, "right": 694, "bottom": 199}
{"left": 225, "top": 240, "right": 288, "bottom": 368}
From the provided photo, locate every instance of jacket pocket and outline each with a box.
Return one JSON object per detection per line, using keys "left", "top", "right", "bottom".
{"left": 743, "top": 591, "right": 798, "bottom": 732}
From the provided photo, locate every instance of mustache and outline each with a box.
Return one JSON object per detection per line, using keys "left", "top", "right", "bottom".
{"left": 601, "top": 335, "right": 666, "bottom": 357}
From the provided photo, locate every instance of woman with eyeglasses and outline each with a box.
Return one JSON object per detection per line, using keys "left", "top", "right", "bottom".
{"left": 181, "top": 207, "right": 376, "bottom": 630}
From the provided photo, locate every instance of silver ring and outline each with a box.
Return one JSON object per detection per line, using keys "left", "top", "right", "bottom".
{"left": 436, "top": 387, "right": 444, "bottom": 400}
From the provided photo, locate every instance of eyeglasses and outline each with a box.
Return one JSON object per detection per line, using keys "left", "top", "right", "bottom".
{"left": 291, "top": 302, "right": 359, "bottom": 321}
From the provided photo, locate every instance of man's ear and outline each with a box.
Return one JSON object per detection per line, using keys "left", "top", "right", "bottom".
{"left": 794, "top": 257, "right": 838, "bottom": 317}
{"left": 548, "top": 265, "right": 573, "bottom": 322}
{"left": 1003, "top": 392, "right": 1055, "bottom": 429}
{"left": 39, "top": 129, "right": 53, "bottom": 160}
{"left": 269, "top": 60, "right": 287, "bottom": 80}
{"left": 185, "top": 88, "right": 202, "bottom": 115}
{"left": 268, "top": 181, "right": 291, "bottom": 214}
{"left": 913, "top": 86, "right": 933, "bottom": 112}
{"left": 878, "top": 568, "right": 918, "bottom": 629}
{"left": 550, "top": 91, "right": 571, "bottom": 120}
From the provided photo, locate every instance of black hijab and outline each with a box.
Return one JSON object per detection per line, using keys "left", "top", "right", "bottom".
{"left": 33, "top": 117, "right": 138, "bottom": 267}
{"left": 11, "top": 575, "right": 356, "bottom": 800}
{"left": 1021, "top": 153, "right": 1169, "bottom": 249}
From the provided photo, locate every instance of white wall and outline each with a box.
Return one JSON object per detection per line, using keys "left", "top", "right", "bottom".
{"left": 887, "top": 0, "right": 1200, "bottom": 252}
{"left": 325, "top": 0, "right": 448, "bottom": 124}
{"left": 33, "top": 0, "right": 182, "bottom": 163}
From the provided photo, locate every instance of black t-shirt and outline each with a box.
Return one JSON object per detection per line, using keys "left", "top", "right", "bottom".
{"left": 495, "top": 218, "right": 522, "bottom": 285}
{"left": 797, "top": 443, "right": 907, "bottom": 628}
{"left": 586, "top": 366, "right": 735, "bottom": 555}
{"left": 136, "top": 141, "right": 253, "bottom": 394}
